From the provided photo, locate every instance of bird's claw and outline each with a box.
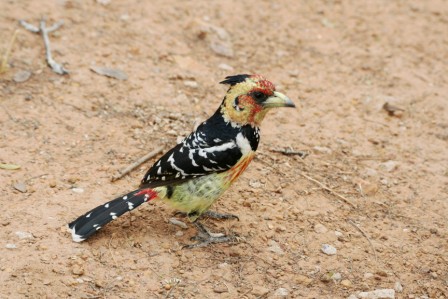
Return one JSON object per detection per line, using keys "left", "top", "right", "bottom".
{"left": 202, "top": 210, "right": 240, "bottom": 221}
{"left": 174, "top": 210, "right": 239, "bottom": 221}
{"left": 182, "top": 221, "right": 237, "bottom": 249}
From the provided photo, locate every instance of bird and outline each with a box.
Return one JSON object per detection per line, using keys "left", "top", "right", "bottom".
{"left": 68, "top": 74, "right": 295, "bottom": 248}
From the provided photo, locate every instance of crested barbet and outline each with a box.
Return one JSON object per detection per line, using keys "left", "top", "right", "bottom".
{"left": 68, "top": 74, "right": 295, "bottom": 248}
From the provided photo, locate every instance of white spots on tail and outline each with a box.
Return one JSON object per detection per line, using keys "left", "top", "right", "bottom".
{"left": 128, "top": 202, "right": 134, "bottom": 210}
{"left": 86, "top": 213, "right": 92, "bottom": 218}
{"left": 104, "top": 203, "right": 109, "bottom": 208}
{"left": 67, "top": 224, "right": 85, "bottom": 242}
{"left": 123, "top": 195, "right": 128, "bottom": 200}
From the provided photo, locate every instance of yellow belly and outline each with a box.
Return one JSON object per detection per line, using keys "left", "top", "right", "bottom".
{"left": 157, "top": 152, "right": 255, "bottom": 221}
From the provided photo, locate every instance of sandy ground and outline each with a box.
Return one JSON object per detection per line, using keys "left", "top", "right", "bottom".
{"left": 1, "top": 0, "right": 447, "bottom": 298}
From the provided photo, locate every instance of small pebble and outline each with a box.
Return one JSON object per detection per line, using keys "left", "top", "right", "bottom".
{"left": 90, "top": 66, "right": 128, "bottom": 80}
{"left": 72, "top": 188, "right": 84, "bottom": 194}
{"left": 267, "top": 240, "right": 284, "bottom": 255}
{"left": 5, "top": 243, "right": 17, "bottom": 249}
{"left": 49, "top": 180, "right": 57, "bottom": 188}
{"left": 169, "top": 218, "right": 188, "bottom": 229}
{"left": 251, "top": 285, "right": 270, "bottom": 297}
{"left": 358, "top": 289, "right": 395, "bottom": 299}
{"left": 71, "top": 265, "right": 84, "bottom": 276}
{"left": 13, "top": 182, "right": 27, "bottom": 193}
{"left": 13, "top": 70, "right": 31, "bottom": 83}
{"left": 274, "top": 287, "right": 289, "bottom": 297}
{"left": 213, "top": 285, "right": 228, "bottom": 293}
{"left": 218, "top": 63, "right": 234, "bottom": 71}
{"left": 332, "top": 272, "right": 342, "bottom": 281}
{"left": 321, "top": 244, "right": 337, "bottom": 255}
{"left": 15, "top": 231, "right": 33, "bottom": 239}
{"left": 313, "top": 146, "right": 332, "bottom": 154}
{"left": 295, "top": 274, "right": 313, "bottom": 285}
{"left": 314, "top": 223, "right": 328, "bottom": 234}
{"left": 183, "top": 80, "right": 198, "bottom": 88}
{"left": 341, "top": 279, "right": 352, "bottom": 288}
{"left": 394, "top": 281, "right": 403, "bottom": 293}
{"left": 380, "top": 160, "right": 398, "bottom": 172}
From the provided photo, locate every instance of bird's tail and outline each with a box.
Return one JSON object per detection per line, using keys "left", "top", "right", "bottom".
{"left": 68, "top": 188, "right": 158, "bottom": 242}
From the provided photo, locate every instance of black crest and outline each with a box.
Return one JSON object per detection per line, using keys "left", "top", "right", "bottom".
{"left": 220, "top": 74, "right": 251, "bottom": 86}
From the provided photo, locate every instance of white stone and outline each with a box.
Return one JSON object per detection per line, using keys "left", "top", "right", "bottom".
{"left": 218, "top": 63, "right": 234, "bottom": 71}
{"left": 267, "top": 240, "right": 284, "bottom": 255}
{"left": 358, "top": 289, "right": 395, "bottom": 299}
{"left": 274, "top": 288, "right": 289, "bottom": 297}
{"left": 15, "top": 231, "right": 33, "bottom": 239}
{"left": 380, "top": 160, "right": 398, "bottom": 172}
{"left": 313, "top": 146, "right": 332, "bottom": 154}
{"left": 394, "top": 281, "right": 403, "bottom": 293}
{"left": 314, "top": 223, "right": 328, "bottom": 234}
{"left": 71, "top": 187, "right": 84, "bottom": 193}
{"left": 321, "top": 244, "right": 337, "bottom": 255}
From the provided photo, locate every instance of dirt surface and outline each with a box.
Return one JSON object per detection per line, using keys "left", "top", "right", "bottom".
{"left": 1, "top": 0, "right": 447, "bottom": 298}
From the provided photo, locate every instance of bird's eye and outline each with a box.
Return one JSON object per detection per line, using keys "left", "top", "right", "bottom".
{"left": 252, "top": 91, "right": 266, "bottom": 101}
{"left": 233, "top": 97, "right": 244, "bottom": 111}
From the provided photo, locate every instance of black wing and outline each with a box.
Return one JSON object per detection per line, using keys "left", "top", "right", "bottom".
{"left": 140, "top": 112, "right": 251, "bottom": 188}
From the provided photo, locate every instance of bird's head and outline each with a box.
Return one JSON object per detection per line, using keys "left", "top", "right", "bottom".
{"left": 219, "top": 74, "right": 295, "bottom": 127}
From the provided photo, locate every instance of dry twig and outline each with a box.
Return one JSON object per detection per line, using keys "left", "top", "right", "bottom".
{"left": 299, "top": 172, "right": 357, "bottom": 209}
{"left": 270, "top": 147, "right": 310, "bottom": 158}
{"left": 111, "top": 146, "right": 164, "bottom": 181}
{"left": 19, "top": 18, "right": 68, "bottom": 74}
{"left": 348, "top": 219, "right": 378, "bottom": 262}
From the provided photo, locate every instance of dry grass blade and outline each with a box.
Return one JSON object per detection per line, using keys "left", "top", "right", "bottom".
{"left": 299, "top": 172, "right": 357, "bottom": 209}
{"left": 0, "top": 29, "right": 19, "bottom": 74}
{"left": 348, "top": 219, "right": 378, "bottom": 262}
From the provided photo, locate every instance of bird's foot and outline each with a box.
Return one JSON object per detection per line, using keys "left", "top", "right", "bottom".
{"left": 202, "top": 210, "right": 239, "bottom": 221}
{"left": 182, "top": 222, "right": 237, "bottom": 249}
{"left": 173, "top": 210, "right": 239, "bottom": 221}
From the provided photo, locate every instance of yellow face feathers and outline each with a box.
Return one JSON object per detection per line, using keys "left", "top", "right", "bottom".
{"left": 220, "top": 75, "right": 295, "bottom": 127}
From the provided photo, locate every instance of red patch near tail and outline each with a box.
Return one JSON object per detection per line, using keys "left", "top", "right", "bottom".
{"left": 135, "top": 189, "right": 158, "bottom": 202}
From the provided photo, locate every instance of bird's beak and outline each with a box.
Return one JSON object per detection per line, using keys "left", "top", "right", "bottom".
{"left": 263, "top": 91, "right": 296, "bottom": 108}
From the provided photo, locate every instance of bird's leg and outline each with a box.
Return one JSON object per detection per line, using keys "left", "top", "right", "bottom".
{"left": 202, "top": 210, "right": 239, "bottom": 221}
{"left": 183, "top": 221, "right": 236, "bottom": 249}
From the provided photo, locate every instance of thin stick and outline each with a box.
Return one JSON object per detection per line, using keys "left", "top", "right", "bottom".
{"left": 19, "top": 18, "right": 68, "bottom": 74}
{"left": 111, "top": 146, "right": 164, "bottom": 182}
{"left": 271, "top": 147, "right": 310, "bottom": 158}
{"left": 299, "top": 172, "right": 357, "bottom": 209}
{"left": 348, "top": 219, "right": 378, "bottom": 262}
